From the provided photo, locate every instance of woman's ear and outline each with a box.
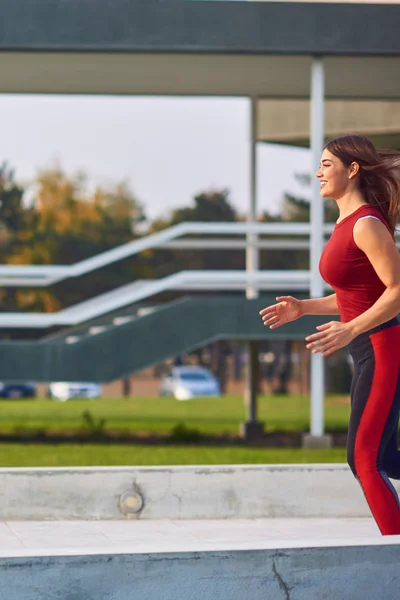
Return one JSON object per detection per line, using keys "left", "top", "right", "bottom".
{"left": 349, "top": 161, "right": 360, "bottom": 180}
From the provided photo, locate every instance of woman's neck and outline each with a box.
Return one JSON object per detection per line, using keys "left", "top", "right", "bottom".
{"left": 335, "top": 190, "right": 368, "bottom": 220}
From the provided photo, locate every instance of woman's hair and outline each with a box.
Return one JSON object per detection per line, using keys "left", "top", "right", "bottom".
{"left": 325, "top": 134, "right": 400, "bottom": 232}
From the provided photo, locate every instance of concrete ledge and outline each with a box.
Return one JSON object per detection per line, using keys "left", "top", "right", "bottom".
{"left": 302, "top": 433, "right": 333, "bottom": 449}
{"left": 0, "top": 464, "right": 396, "bottom": 521}
{"left": 2, "top": 542, "right": 400, "bottom": 600}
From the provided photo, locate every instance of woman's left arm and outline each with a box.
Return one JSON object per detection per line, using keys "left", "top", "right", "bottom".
{"left": 306, "top": 218, "right": 400, "bottom": 357}
{"left": 350, "top": 218, "right": 400, "bottom": 335}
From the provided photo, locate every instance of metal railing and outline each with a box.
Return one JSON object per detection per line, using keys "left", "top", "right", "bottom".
{"left": 0, "top": 222, "right": 335, "bottom": 286}
{"left": 0, "top": 269, "right": 329, "bottom": 328}
{"left": 0, "top": 221, "right": 341, "bottom": 327}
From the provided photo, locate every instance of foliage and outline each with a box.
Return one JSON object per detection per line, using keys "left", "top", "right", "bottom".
{"left": 148, "top": 189, "right": 243, "bottom": 278}
{"left": 169, "top": 422, "right": 205, "bottom": 443}
{"left": 0, "top": 160, "right": 336, "bottom": 319}
{"left": 169, "top": 189, "right": 237, "bottom": 224}
{"left": 282, "top": 192, "right": 338, "bottom": 224}
{"left": 0, "top": 165, "right": 147, "bottom": 313}
{"left": 81, "top": 410, "right": 107, "bottom": 437}
{"left": 0, "top": 164, "right": 38, "bottom": 311}
{"left": 0, "top": 163, "right": 28, "bottom": 247}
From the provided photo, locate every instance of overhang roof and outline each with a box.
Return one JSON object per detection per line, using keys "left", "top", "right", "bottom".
{"left": 0, "top": 1, "right": 399, "bottom": 100}
{"left": 1, "top": 0, "right": 400, "bottom": 56}
{"left": 258, "top": 99, "right": 400, "bottom": 148}
{"left": 0, "top": 52, "right": 400, "bottom": 100}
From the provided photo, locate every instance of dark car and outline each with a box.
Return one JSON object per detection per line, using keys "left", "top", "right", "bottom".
{"left": 0, "top": 382, "right": 36, "bottom": 399}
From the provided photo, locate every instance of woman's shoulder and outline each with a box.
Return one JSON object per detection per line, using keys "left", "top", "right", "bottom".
{"left": 353, "top": 207, "right": 394, "bottom": 244}
{"left": 349, "top": 204, "right": 392, "bottom": 233}
{"left": 354, "top": 205, "right": 389, "bottom": 226}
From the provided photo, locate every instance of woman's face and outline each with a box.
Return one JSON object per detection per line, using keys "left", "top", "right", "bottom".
{"left": 316, "top": 149, "right": 354, "bottom": 199}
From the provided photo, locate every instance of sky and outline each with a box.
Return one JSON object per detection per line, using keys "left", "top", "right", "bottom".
{"left": 0, "top": 95, "right": 312, "bottom": 221}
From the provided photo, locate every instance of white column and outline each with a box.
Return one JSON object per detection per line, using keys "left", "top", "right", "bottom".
{"left": 242, "top": 97, "right": 263, "bottom": 440}
{"left": 310, "top": 57, "right": 325, "bottom": 437}
{"left": 246, "top": 97, "right": 259, "bottom": 300}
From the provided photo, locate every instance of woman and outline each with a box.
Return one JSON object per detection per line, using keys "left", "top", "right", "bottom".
{"left": 259, "top": 134, "right": 400, "bottom": 536}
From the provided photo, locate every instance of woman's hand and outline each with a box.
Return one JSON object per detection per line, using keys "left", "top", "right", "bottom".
{"left": 305, "top": 321, "right": 354, "bottom": 357}
{"left": 259, "top": 296, "right": 303, "bottom": 329}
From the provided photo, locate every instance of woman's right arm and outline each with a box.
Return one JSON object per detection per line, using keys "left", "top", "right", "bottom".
{"left": 260, "top": 293, "right": 339, "bottom": 329}
{"left": 301, "top": 293, "right": 339, "bottom": 316}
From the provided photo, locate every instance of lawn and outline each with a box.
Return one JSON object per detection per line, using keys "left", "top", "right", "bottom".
{"left": 0, "top": 394, "right": 351, "bottom": 466}
{"left": 0, "top": 443, "right": 347, "bottom": 467}
{"left": 0, "top": 394, "right": 351, "bottom": 437}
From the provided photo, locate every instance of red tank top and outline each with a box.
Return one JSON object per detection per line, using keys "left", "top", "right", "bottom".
{"left": 319, "top": 204, "right": 392, "bottom": 323}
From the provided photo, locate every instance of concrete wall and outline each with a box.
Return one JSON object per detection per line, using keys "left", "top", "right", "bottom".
{"left": 0, "top": 464, "right": 392, "bottom": 521}
{"left": 2, "top": 544, "right": 400, "bottom": 600}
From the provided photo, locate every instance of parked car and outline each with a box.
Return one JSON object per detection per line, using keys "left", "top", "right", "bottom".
{"left": 0, "top": 382, "right": 36, "bottom": 399}
{"left": 160, "top": 366, "right": 220, "bottom": 400}
{"left": 48, "top": 382, "right": 102, "bottom": 402}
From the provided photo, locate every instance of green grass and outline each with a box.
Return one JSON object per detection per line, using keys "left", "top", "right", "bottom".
{"left": 0, "top": 394, "right": 350, "bottom": 466}
{"left": 0, "top": 394, "right": 350, "bottom": 436}
{"left": 0, "top": 443, "right": 347, "bottom": 467}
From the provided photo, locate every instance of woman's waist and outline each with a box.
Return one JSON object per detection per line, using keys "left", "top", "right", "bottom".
{"left": 336, "top": 291, "right": 387, "bottom": 323}
{"left": 348, "top": 317, "right": 400, "bottom": 358}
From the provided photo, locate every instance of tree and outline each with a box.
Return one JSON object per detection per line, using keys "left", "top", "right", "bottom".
{"left": 0, "top": 163, "right": 31, "bottom": 259}
{"left": 258, "top": 173, "right": 339, "bottom": 272}
{"left": 290, "top": 172, "right": 339, "bottom": 223}
{"left": 148, "top": 189, "right": 243, "bottom": 278}
{"left": 169, "top": 189, "right": 237, "bottom": 224}
{"left": 281, "top": 192, "right": 338, "bottom": 224}
{"left": 0, "top": 164, "right": 39, "bottom": 312}
{"left": 3, "top": 166, "right": 148, "bottom": 313}
{"left": 29, "top": 168, "right": 145, "bottom": 265}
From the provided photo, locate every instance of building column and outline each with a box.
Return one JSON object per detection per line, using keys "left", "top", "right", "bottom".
{"left": 246, "top": 96, "right": 259, "bottom": 300}
{"left": 303, "top": 57, "right": 332, "bottom": 449}
{"left": 241, "top": 97, "right": 264, "bottom": 441}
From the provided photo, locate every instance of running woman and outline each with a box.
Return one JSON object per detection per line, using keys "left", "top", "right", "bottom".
{"left": 259, "top": 134, "right": 400, "bottom": 535}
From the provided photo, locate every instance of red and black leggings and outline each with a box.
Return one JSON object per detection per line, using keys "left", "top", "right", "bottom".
{"left": 347, "top": 317, "right": 400, "bottom": 535}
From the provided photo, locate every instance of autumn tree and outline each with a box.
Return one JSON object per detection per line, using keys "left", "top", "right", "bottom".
{"left": 0, "top": 164, "right": 37, "bottom": 311}
{"left": 0, "top": 163, "right": 28, "bottom": 247}
{"left": 3, "top": 167, "right": 147, "bottom": 313}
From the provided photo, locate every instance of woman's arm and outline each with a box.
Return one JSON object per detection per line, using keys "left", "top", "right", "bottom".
{"left": 301, "top": 293, "right": 339, "bottom": 316}
{"left": 348, "top": 218, "right": 400, "bottom": 337}
{"left": 306, "top": 218, "right": 400, "bottom": 357}
{"left": 259, "top": 293, "right": 338, "bottom": 329}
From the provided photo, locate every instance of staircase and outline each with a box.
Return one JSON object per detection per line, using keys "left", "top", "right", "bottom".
{"left": 0, "top": 222, "right": 336, "bottom": 381}
{"left": 0, "top": 295, "right": 327, "bottom": 382}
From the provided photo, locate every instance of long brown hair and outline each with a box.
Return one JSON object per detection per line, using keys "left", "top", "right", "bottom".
{"left": 325, "top": 134, "right": 400, "bottom": 232}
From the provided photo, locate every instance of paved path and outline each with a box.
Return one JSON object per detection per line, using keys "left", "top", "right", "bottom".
{"left": 0, "top": 517, "right": 396, "bottom": 558}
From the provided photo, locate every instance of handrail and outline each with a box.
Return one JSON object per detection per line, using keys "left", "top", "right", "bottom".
{"left": 0, "top": 222, "right": 336, "bottom": 287}
{"left": 0, "top": 269, "right": 327, "bottom": 328}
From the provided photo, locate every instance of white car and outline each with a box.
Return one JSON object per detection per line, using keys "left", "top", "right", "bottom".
{"left": 160, "top": 366, "right": 220, "bottom": 400}
{"left": 48, "top": 382, "right": 102, "bottom": 402}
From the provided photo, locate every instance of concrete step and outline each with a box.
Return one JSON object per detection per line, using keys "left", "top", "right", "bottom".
{"left": 2, "top": 465, "right": 400, "bottom": 598}
{"left": 0, "top": 517, "right": 382, "bottom": 556}
{"left": 0, "top": 464, "right": 394, "bottom": 521}
{"left": 1, "top": 518, "right": 399, "bottom": 600}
